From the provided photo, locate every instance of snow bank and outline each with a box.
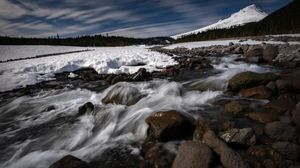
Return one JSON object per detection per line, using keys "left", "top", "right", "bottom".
{"left": 164, "top": 39, "right": 300, "bottom": 49}
{"left": 0, "top": 45, "right": 176, "bottom": 91}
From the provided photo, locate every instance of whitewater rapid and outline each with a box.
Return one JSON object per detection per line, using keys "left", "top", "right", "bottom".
{"left": 0, "top": 55, "right": 272, "bottom": 168}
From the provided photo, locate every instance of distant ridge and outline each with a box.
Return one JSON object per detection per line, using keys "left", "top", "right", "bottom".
{"left": 172, "top": 4, "right": 267, "bottom": 39}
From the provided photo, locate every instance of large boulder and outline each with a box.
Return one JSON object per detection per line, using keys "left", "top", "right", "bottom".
{"left": 264, "top": 121, "right": 296, "bottom": 141}
{"left": 49, "top": 155, "right": 90, "bottom": 168}
{"left": 203, "top": 130, "right": 249, "bottom": 168}
{"left": 272, "top": 142, "right": 300, "bottom": 161}
{"left": 219, "top": 128, "right": 256, "bottom": 146}
{"left": 246, "top": 112, "right": 278, "bottom": 124}
{"left": 292, "top": 103, "right": 300, "bottom": 128}
{"left": 240, "top": 85, "right": 273, "bottom": 100}
{"left": 263, "top": 45, "right": 278, "bottom": 63}
{"left": 228, "top": 71, "right": 277, "bottom": 91}
{"left": 172, "top": 141, "right": 213, "bottom": 168}
{"left": 145, "top": 110, "right": 194, "bottom": 142}
{"left": 101, "top": 83, "right": 144, "bottom": 106}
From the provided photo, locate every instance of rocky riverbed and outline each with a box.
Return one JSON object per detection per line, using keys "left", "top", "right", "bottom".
{"left": 0, "top": 42, "right": 300, "bottom": 168}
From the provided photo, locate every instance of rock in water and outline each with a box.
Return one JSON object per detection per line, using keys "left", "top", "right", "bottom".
{"left": 219, "top": 128, "right": 256, "bottom": 146}
{"left": 145, "top": 110, "right": 194, "bottom": 142}
{"left": 78, "top": 102, "right": 94, "bottom": 116}
{"left": 263, "top": 45, "right": 278, "bottom": 63}
{"left": 203, "top": 130, "right": 249, "bottom": 168}
{"left": 49, "top": 155, "right": 90, "bottom": 168}
{"left": 244, "top": 46, "right": 263, "bottom": 63}
{"left": 241, "top": 85, "right": 273, "bottom": 100}
{"left": 101, "top": 83, "right": 144, "bottom": 106}
{"left": 228, "top": 71, "right": 277, "bottom": 91}
{"left": 172, "top": 141, "right": 213, "bottom": 168}
{"left": 224, "top": 101, "right": 245, "bottom": 115}
{"left": 246, "top": 112, "right": 278, "bottom": 124}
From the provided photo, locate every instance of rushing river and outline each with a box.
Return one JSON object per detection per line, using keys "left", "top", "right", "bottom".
{"left": 0, "top": 55, "right": 273, "bottom": 168}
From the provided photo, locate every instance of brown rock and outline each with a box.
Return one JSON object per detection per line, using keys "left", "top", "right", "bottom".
{"left": 247, "top": 145, "right": 273, "bottom": 159}
{"left": 172, "top": 141, "right": 213, "bottom": 168}
{"left": 203, "top": 130, "right": 249, "bottom": 168}
{"left": 228, "top": 71, "right": 277, "bottom": 91}
{"left": 145, "top": 110, "right": 194, "bottom": 142}
{"left": 246, "top": 112, "right": 278, "bottom": 124}
{"left": 101, "top": 83, "right": 144, "bottom": 106}
{"left": 144, "top": 143, "right": 177, "bottom": 168}
{"left": 264, "top": 94, "right": 296, "bottom": 114}
{"left": 49, "top": 155, "right": 90, "bottom": 168}
{"left": 264, "top": 121, "right": 296, "bottom": 141}
{"left": 272, "top": 142, "right": 300, "bottom": 161}
{"left": 194, "top": 119, "right": 214, "bottom": 140}
{"left": 241, "top": 85, "right": 273, "bottom": 100}
{"left": 263, "top": 45, "right": 278, "bottom": 63}
{"left": 244, "top": 46, "right": 263, "bottom": 63}
{"left": 224, "top": 101, "right": 245, "bottom": 115}
{"left": 276, "top": 79, "right": 292, "bottom": 94}
{"left": 292, "top": 103, "right": 300, "bottom": 128}
{"left": 219, "top": 128, "right": 256, "bottom": 146}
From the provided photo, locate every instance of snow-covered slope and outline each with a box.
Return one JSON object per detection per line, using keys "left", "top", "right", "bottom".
{"left": 172, "top": 4, "right": 267, "bottom": 39}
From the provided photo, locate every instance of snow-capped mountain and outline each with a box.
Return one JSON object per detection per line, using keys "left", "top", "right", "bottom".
{"left": 172, "top": 4, "right": 268, "bottom": 39}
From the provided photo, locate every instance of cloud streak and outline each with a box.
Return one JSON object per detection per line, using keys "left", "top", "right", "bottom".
{"left": 0, "top": 0, "right": 292, "bottom": 38}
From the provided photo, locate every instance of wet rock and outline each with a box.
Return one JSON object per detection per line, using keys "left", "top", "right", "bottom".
{"left": 73, "top": 67, "right": 99, "bottom": 81}
{"left": 241, "top": 85, "right": 273, "bottom": 100}
{"left": 292, "top": 103, "right": 300, "bottom": 128}
{"left": 49, "top": 155, "right": 90, "bottom": 168}
{"left": 43, "top": 105, "right": 56, "bottom": 112}
{"left": 172, "top": 141, "right": 213, "bottom": 168}
{"left": 145, "top": 110, "right": 194, "bottom": 142}
{"left": 263, "top": 45, "right": 278, "bottom": 63}
{"left": 101, "top": 83, "right": 144, "bottom": 106}
{"left": 264, "top": 94, "right": 296, "bottom": 114}
{"left": 246, "top": 112, "right": 278, "bottom": 124}
{"left": 272, "top": 142, "right": 300, "bottom": 161}
{"left": 224, "top": 101, "right": 245, "bottom": 115}
{"left": 228, "top": 71, "right": 277, "bottom": 91}
{"left": 143, "top": 142, "right": 178, "bottom": 168}
{"left": 276, "top": 79, "right": 292, "bottom": 94}
{"left": 244, "top": 46, "right": 263, "bottom": 63}
{"left": 266, "top": 81, "right": 277, "bottom": 93}
{"left": 194, "top": 119, "right": 215, "bottom": 140}
{"left": 90, "top": 146, "right": 145, "bottom": 168}
{"left": 203, "top": 130, "right": 249, "bottom": 168}
{"left": 247, "top": 145, "right": 273, "bottom": 159}
{"left": 264, "top": 121, "right": 296, "bottom": 141}
{"left": 233, "top": 46, "right": 244, "bottom": 54}
{"left": 78, "top": 102, "right": 94, "bottom": 116}
{"left": 219, "top": 128, "right": 256, "bottom": 146}
{"left": 111, "top": 75, "right": 126, "bottom": 84}
{"left": 131, "top": 68, "right": 151, "bottom": 81}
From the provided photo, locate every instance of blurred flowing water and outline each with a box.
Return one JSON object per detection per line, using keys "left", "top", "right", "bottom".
{"left": 0, "top": 55, "right": 273, "bottom": 168}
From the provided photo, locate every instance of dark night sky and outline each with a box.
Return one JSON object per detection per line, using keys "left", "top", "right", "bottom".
{"left": 0, "top": 0, "right": 292, "bottom": 38}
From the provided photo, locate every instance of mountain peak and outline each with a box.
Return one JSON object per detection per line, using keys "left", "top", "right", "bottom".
{"left": 172, "top": 4, "right": 268, "bottom": 39}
